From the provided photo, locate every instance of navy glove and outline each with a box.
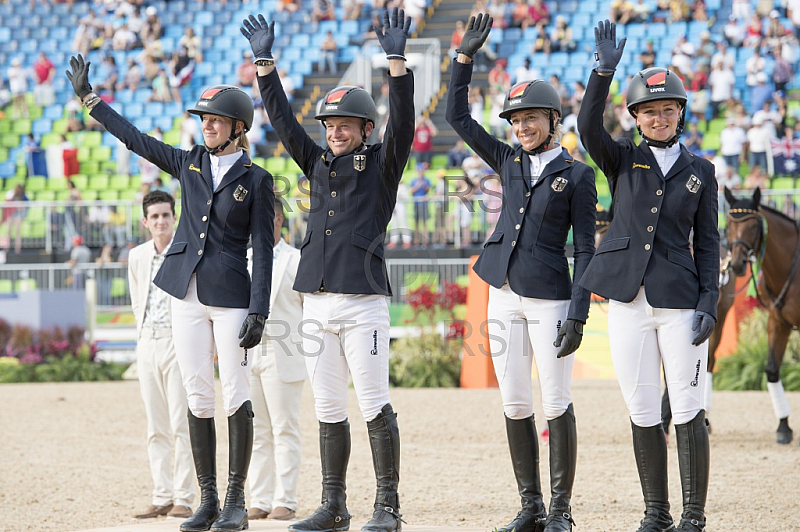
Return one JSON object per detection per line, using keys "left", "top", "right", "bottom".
{"left": 594, "top": 19, "right": 626, "bottom": 73}
{"left": 65, "top": 54, "right": 93, "bottom": 100}
{"left": 239, "top": 313, "right": 266, "bottom": 349}
{"left": 374, "top": 6, "right": 412, "bottom": 60}
{"left": 240, "top": 14, "right": 275, "bottom": 61}
{"left": 554, "top": 319, "right": 584, "bottom": 358}
{"left": 456, "top": 13, "right": 493, "bottom": 58}
{"left": 691, "top": 311, "right": 715, "bottom": 346}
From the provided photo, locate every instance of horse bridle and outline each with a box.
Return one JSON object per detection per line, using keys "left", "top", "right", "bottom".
{"left": 726, "top": 207, "right": 764, "bottom": 263}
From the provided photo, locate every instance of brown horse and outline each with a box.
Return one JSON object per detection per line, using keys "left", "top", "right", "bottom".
{"left": 593, "top": 205, "right": 736, "bottom": 436}
{"left": 724, "top": 186, "right": 798, "bottom": 445}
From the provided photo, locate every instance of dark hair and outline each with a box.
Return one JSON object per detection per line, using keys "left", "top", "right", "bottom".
{"left": 142, "top": 190, "right": 175, "bottom": 217}
{"left": 274, "top": 197, "right": 285, "bottom": 219}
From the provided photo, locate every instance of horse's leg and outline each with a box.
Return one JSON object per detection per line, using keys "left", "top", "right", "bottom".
{"left": 767, "top": 314, "right": 793, "bottom": 445}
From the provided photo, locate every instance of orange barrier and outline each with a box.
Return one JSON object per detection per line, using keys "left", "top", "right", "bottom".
{"left": 715, "top": 275, "right": 751, "bottom": 359}
{"left": 460, "top": 255, "right": 498, "bottom": 388}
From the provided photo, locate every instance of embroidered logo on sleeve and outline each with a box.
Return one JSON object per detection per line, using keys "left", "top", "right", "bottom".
{"left": 233, "top": 185, "right": 248, "bottom": 201}
{"left": 354, "top": 154, "right": 366, "bottom": 172}
{"left": 551, "top": 176, "right": 568, "bottom": 192}
{"left": 686, "top": 175, "right": 701, "bottom": 193}
{"left": 632, "top": 162, "right": 651, "bottom": 170}
{"left": 189, "top": 164, "right": 202, "bottom": 173}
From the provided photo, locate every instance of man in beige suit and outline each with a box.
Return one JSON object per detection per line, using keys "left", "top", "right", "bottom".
{"left": 247, "top": 199, "right": 306, "bottom": 521}
{"left": 128, "top": 190, "right": 195, "bottom": 520}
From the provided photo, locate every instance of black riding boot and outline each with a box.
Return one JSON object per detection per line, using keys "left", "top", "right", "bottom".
{"left": 181, "top": 413, "right": 221, "bottom": 532}
{"left": 497, "top": 415, "right": 547, "bottom": 532}
{"left": 289, "top": 419, "right": 352, "bottom": 532}
{"left": 362, "top": 404, "right": 404, "bottom": 532}
{"left": 632, "top": 422, "right": 675, "bottom": 532}
{"left": 211, "top": 401, "right": 253, "bottom": 531}
{"left": 543, "top": 405, "right": 576, "bottom": 532}
{"left": 674, "top": 411, "right": 709, "bottom": 532}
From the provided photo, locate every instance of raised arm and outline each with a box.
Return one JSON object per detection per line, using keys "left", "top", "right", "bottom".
{"left": 242, "top": 15, "right": 322, "bottom": 176}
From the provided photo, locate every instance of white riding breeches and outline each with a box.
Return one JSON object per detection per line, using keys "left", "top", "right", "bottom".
{"left": 302, "top": 292, "right": 391, "bottom": 423}
{"left": 488, "top": 284, "right": 574, "bottom": 421}
{"left": 171, "top": 275, "right": 251, "bottom": 418}
{"left": 608, "top": 287, "right": 708, "bottom": 427}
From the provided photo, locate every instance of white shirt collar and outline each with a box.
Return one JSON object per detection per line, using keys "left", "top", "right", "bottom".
{"left": 648, "top": 143, "right": 682, "bottom": 175}
{"left": 528, "top": 144, "right": 562, "bottom": 182}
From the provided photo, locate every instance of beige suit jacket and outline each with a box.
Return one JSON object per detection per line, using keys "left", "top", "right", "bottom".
{"left": 128, "top": 240, "right": 172, "bottom": 336}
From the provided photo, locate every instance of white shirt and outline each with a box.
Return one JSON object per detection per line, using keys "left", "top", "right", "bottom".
{"left": 746, "top": 125, "right": 772, "bottom": 154}
{"left": 719, "top": 126, "right": 747, "bottom": 156}
{"left": 648, "top": 143, "right": 681, "bottom": 176}
{"left": 708, "top": 68, "right": 735, "bottom": 102}
{"left": 210, "top": 150, "right": 243, "bottom": 191}
{"left": 143, "top": 238, "right": 173, "bottom": 329}
{"left": 527, "top": 144, "right": 562, "bottom": 186}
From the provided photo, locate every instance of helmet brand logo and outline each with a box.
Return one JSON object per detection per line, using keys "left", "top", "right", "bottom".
{"left": 327, "top": 89, "right": 348, "bottom": 103}
{"left": 509, "top": 82, "right": 530, "bottom": 98}
{"left": 201, "top": 88, "right": 223, "bottom": 99}
{"left": 509, "top": 98, "right": 522, "bottom": 105}
{"left": 325, "top": 105, "right": 339, "bottom": 110}
{"left": 646, "top": 71, "right": 667, "bottom": 86}
{"left": 649, "top": 87, "right": 666, "bottom": 92}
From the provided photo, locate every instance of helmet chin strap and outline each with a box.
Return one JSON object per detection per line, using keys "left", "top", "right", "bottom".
{"left": 522, "top": 110, "right": 557, "bottom": 156}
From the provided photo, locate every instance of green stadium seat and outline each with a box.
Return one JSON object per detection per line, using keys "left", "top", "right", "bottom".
{"left": 119, "top": 189, "right": 138, "bottom": 201}
{"left": 70, "top": 174, "right": 88, "bottom": 189}
{"left": 15, "top": 279, "right": 36, "bottom": 292}
{"left": 81, "top": 190, "right": 99, "bottom": 200}
{"left": 51, "top": 118, "right": 68, "bottom": 134}
{"left": 0, "top": 280, "right": 13, "bottom": 293}
{"left": 109, "top": 175, "right": 130, "bottom": 190}
{"left": 163, "top": 130, "right": 181, "bottom": 146}
{"left": 21, "top": 221, "right": 46, "bottom": 239}
{"left": 34, "top": 190, "right": 56, "bottom": 201}
{"left": 111, "top": 277, "right": 128, "bottom": 298}
{"left": 98, "top": 190, "right": 119, "bottom": 201}
{"left": 77, "top": 146, "right": 91, "bottom": 161}
{"left": 80, "top": 161, "right": 100, "bottom": 175}
{"left": 88, "top": 174, "right": 110, "bottom": 191}
{"left": 91, "top": 146, "right": 112, "bottom": 161}
{"left": 404, "top": 271, "right": 438, "bottom": 293}
{"left": 25, "top": 176, "right": 47, "bottom": 191}
{"left": 25, "top": 207, "right": 45, "bottom": 222}
{"left": 82, "top": 131, "right": 103, "bottom": 147}
{"left": 48, "top": 178, "right": 68, "bottom": 190}
{"left": 12, "top": 119, "right": 31, "bottom": 135}
{"left": 41, "top": 133, "right": 62, "bottom": 148}
{"left": 265, "top": 157, "right": 286, "bottom": 175}
{"left": 431, "top": 154, "right": 449, "bottom": 169}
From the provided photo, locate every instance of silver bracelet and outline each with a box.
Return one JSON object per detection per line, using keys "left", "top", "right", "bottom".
{"left": 82, "top": 93, "right": 100, "bottom": 109}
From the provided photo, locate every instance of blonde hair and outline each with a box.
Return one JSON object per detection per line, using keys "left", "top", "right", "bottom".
{"left": 529, "top": 108, "right": 564, "bottom": 143}
{"left": 234, "top": 120, "right": 250, "bottom": 154}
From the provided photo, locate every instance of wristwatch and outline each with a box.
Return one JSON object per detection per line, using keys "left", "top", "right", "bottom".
{"left": 255, "top": 59, "right": 274, "bottom": 67}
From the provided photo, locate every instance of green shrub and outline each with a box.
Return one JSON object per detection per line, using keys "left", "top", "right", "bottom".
{"left": 390, "top": 334, "right": 462, "bottom": 388}
{"left": 714, "top": 308, "right": 800, "bottom": 391}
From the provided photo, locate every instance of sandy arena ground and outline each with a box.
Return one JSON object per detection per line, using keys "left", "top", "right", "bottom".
{"left": 1, "top": 379, "right": 799, "bottom": 532}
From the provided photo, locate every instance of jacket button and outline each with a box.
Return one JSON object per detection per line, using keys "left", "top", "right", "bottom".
{"left": 200, "top": 233, "right": 205, "bottom": 238}
{"left": 526, "top": 192, "right": 531, "bottom": 197}
{"left": 656, "top": 189, "right": 663, "bottom": 196}
{"left": 328, "top": 210, "right": 334, "bottom": 216}
{"left": 331, "top": 191, "right": 337, "bottom": 197}
{"left": 197, "top": 249, "right": 203, "bottom": 255}
{"left": 330, "top": 171, "right": 336, "bottom": 177}
{"left": 647, "top": 226, "right": 653, "bottom": 232}
{"left": 515, "top": 224, "right": 521, "bottom": 230}
{"left": 202, "top": 215, "right": 208, "bottom": 221}
{"left": 207, "top": 199, "right": 212, "bottom": 205}
{"left": 651, "top": 207, "right": 657, "bottom": 213}
{"left": 519, "top": 207, "right": 524, "bottom": 213}
{"left": 511, "top": 240, "right": 516, "bottom": 246}
{"left": 644, "top": 244, "right": 651, "bottom": 250}
{"left": 325, "top": 229, "right": 332, "bottom": 235}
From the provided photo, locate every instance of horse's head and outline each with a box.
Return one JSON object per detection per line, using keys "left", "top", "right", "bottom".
{"left": 595, "top": 205, "right": 613, "bottom": 249}
{"left": 724, "top": 187, "right": 764, "bottom": 276}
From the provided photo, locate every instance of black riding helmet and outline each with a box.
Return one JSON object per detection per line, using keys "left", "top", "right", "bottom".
{"left": 499, "top": 80, "right": 561, "bottom": 155}
{"left": 626, "top": 67, "right": 687, "bottom": 148}
{"left": 187, "top": 85, "right": 254, "bottom": 154}
{"left": 315, "top": 86, "right": 377, "bottom": 125}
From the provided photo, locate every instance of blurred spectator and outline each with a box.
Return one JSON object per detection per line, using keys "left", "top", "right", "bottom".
{"left": 23, "top": 134, "right": 47, "bottom": 178}
{"left": 277, "top": 0, "right": 300, "bottom": 13}
{"left": 639, "top": 40, "right": 656, "bottom": 69}
{"left": 707, "top": 59, "right": 735, "bottom": 119}
{"left": 449, "top": 20, "right": 465, "bottom": 57}
{"left": 488, "top": 59, "right": 511, "bottom": 93}
{"left": 456, "top": 177, "right": 475, "bottom": 247}
{"left": 312, "top": 0, "right": 335, "bottom": 28}
{"left": 691, "top": 0, "right": 708, "bottom": 21}
{"left": 388, "top": 179, "right": 412, "bottom": 249}
{"left": 513, "top": 57, "right": 539, "bottom": 84}
{"left": 180, "top": 111, "right": 199, "bottom": 150}
{"left": 772, "top": 44, "right": 793, "bottom": 93}
{"left": 671, "top": 42, "right": 695, "bottom": 79}
{"left": 412, "top": 116, "right": 438, "bottom": 167}
{"left": 119, "top": 58, "right": 142, "bottom": 91}
{"left": 749, "top": 72, "right": 772, "bottom": 114}
{"left": 569, "top": 81, "right": 586, "bottom": 112}
{"left": 469, "top": 86, "right": 485, "bottom": 125}
{"left": 732, "top": 0, "right": 751, "bottom": 20}
{"left": 410, "top": 164, "right": 431, "bottom": 245}
{"left": 744, "top": 164, "right": 769, "bottom": 189}
{"left": 61, "top": 135, "right": 79, "bottom": 177}
{"left": 487, "top": 86, "right": 508, "bottom": 140}
{"left": 117, "top": 238, "right": 137, "bottom": 264}
{"left": 551, "top": 15, "right": 576, "bottom": 53}
{"left": 747, "top": 115, "right": 772, "bottom": 171}
{"left": 695, "top": 32, "right": 716, "bottom": 67}
{"left": 117, "top": 137, "right": 131, "bottom": 177}
{"left": 630, "top": 0, "right": 650, "bottom": 22}
{"left": 669, "top": 0, "right": 690, "bottom": 22}
{"left": 549, "top": 74, "right": 569, "bottom": 104}
{"left": 65, "top": 96, "right": 84, "bottom": 132}
{"left": 743, "top": 13, "right": 764, "bottom": 47}
{"left": 532, "top": 22, "right": 551, "bottom": 54}
{"left": 765, "top": 10, "right": 786, "bottom": 50}
{"left": 487, "top": 0, "right": 510, "bottom": 28}
{"left": 95, "top": 55, "right": 119, "bottom": 99}
{"left": 719, "top": 117, "right": 747, "bottom": 171}
{"left": 32, "top": 52, "right": 55, "bottom": 107}
{"left": 112, "top": 21, "right": 137, "bottom": 51}
{"left": 278, "top": 69, "right": 295, "bottom": 102}
{"left": 151, "top": 177, "right": 171, "bottom": 194}
{"left": 319, "top": 31, "right": 338, "bottom": 73}
{"left": 723, "top": 15, "right": 746, "bottom": 48}
{"left": 141, "top": 6, "right": 164, "bottom": 45}
{"left": 789, "top": 0, "right": 800, "bottom": 41}
{"left": 447, "top": 139, "right": 471, "bottom": 169}
{"left": 433, "top": 170, "right": 450, "bottom": 246}
{"left": 66, "top": 235, "right": 91, "bottom": 289}
{"left": 373, "top": 81, "right": 390, "bottom": 140}
{"left": 683, "top": 122, "right": 704, "bottom": 155}
{"left": 179, "top": 27, "right": 203, "bottom": 62}
{"left": 610, "top": 0, "right": 635, "bottom": 24}
{"left": 4, "top": 184, "right": 28, "bottom": 254}
{"left": 753, "top": 101, "right": 781, "bottom": 139}
{"left": 482, "top": 174, "right": 502, "bottom": 237}
{"left": 510, "top": 0, "right": 534, "bottom": 28}
{"left": 745, "top": 48, "right": 767, "bottom": 89}
{"left": 168, "top": 47, "right": 194, "bottom": 103}
{"left": 528, "top": 0, "right": 551, "bottom": 26}
{"left": 711, "top": 41, "right": 736, "bottom": 70}
{"left": 237, "top": 51, "right": 257, "bottom": 87}
{"left": 73, "top": 9, "right": 101, "bottom": 56}
{"left": 0, "top": 78, "right": 10, "bottom": 113}
{"left": 343, "top": 0, "right": 363, "bottom": 20}
{"left": 147, "top": 68, "right": 172, "bottom": 103}
{"left": 7, "top": 57, "right": 28, "bottom": 118}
